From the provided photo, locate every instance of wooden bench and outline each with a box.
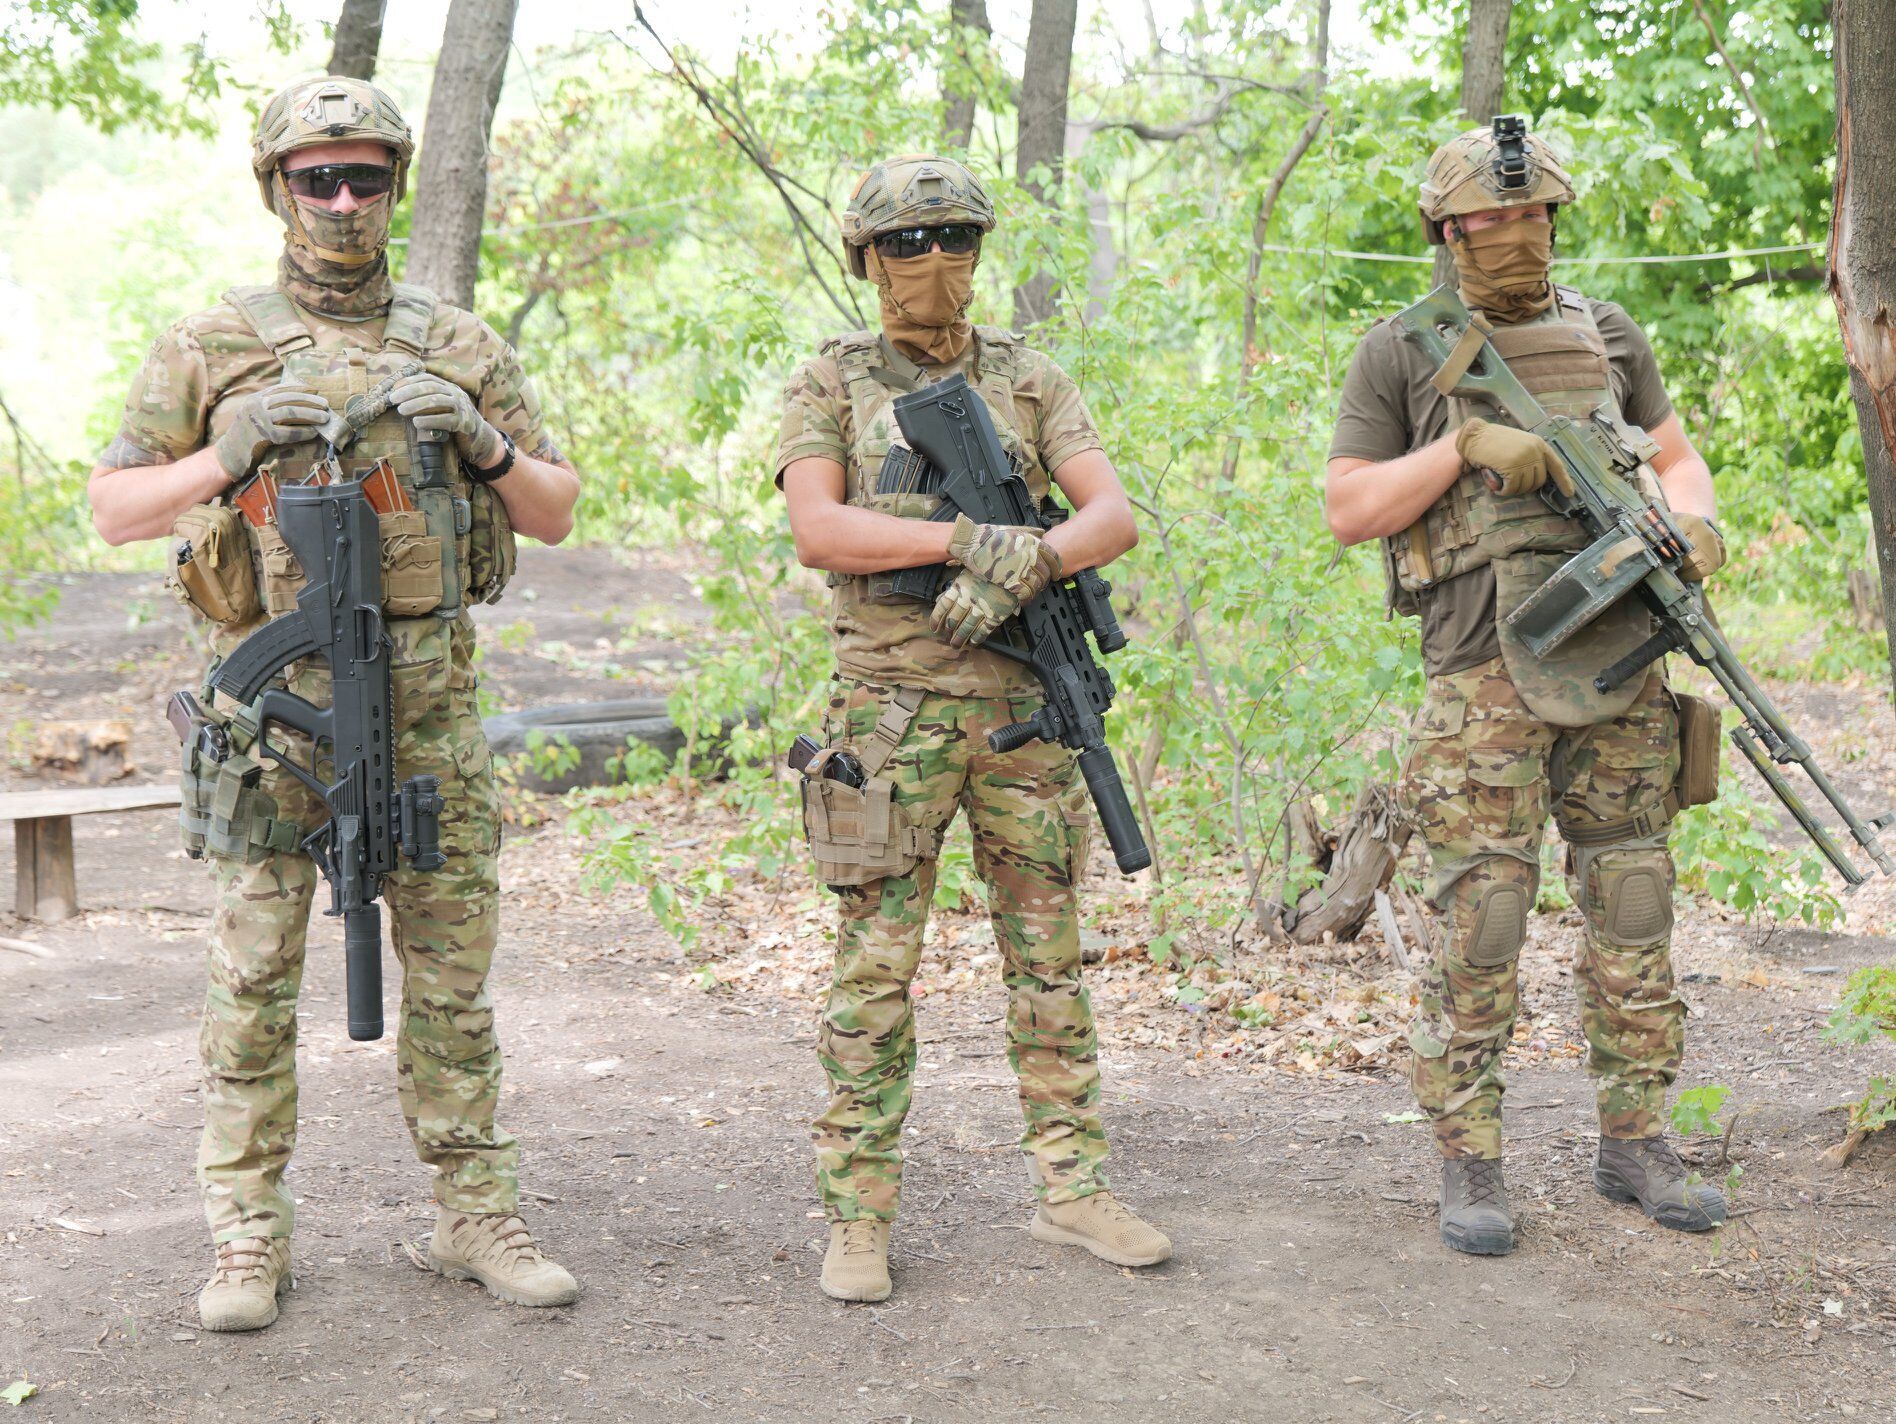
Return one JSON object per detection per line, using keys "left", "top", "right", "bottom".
{"left": 1, "top": 784, "right": 182, "bottom": 921}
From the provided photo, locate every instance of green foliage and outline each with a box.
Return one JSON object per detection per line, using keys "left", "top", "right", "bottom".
{"left": 1824, "top": 968, "right": 1896, "bottom": 1134}
{"left": 521, "top": 729, "right": 581, "bottom": 780}
{"left": 1669, "top": 1083, "right": 1733, "bottom": 1137}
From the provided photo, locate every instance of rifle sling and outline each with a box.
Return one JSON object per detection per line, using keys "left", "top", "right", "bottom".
{"left": 1429, "top": 315, "right": 1492, "bottom": 397}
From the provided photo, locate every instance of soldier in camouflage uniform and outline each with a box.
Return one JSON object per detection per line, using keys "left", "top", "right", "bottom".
{"left": 776, "top": 155, "right": 1170, "bottom": 1302}
{"left": 1325, "top": 119, "right": 1730, "bottom": 1255}
{"left": 87, "top": 79, "right": 583, "bottom": 1329}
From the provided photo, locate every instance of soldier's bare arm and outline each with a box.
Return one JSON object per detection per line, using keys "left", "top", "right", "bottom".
{"left": 87, "top": 446, "right": 231, "bottom": 546}
{"left": 1044, "top": 448, "right": 1138, "bottom": 571}
{"left": 1323, "top": 436, "right": 1463, "bottom": 546}
{"left": 781, "top": 455, "right": 958, "bottom": 573}
{"left": 481, "top": 446, "right": 580, "bottom": 545}
{"left": 1645, "top": 412, "right": 1715, "bottom": 519}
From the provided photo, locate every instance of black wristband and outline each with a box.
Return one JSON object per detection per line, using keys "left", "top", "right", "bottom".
{"left": 469, "top": 431, "right": 516, "bottom": 484}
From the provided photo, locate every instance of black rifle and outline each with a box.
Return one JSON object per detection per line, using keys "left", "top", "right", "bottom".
{"left": 882, "top": 373, "right": 1151, "bottom": 874}
{"left": 1395, "top": 286, "right": 1895, "bottom": 885}
{"left": 199, "top": 479, "right": 445, "bottom": 1040}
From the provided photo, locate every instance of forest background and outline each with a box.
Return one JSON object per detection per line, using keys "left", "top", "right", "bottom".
{"left": 3, "top": 0, "right": 1894, "bottom": 1100}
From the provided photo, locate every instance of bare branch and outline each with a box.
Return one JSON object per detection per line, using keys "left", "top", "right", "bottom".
{"left": 1691, "top": 0, "right": 1777, "bottom": 170}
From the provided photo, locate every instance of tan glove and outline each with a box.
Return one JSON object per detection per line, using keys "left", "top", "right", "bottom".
{"left": 1673, "top": 512, "right": 1726, "bottom": 582}
{"left": 1456, "top": 418, "right": 1565, "bottom": 496}
{"left": 946, "top": 516, "right": 1062, "bottom": 595}
{"left": 212, "top": 380, "right": 332, "bottom": 479}
{"left": 388, "top": 372, "right": 505, "bottom": 468}
{"left": 930, "top": 538, "right": 1062, "bottom": 648}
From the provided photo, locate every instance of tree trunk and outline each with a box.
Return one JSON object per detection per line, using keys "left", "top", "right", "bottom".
{"left": 942, "top": 0, "right": 990, "bottom": 150}
{"left": 404, "top": 0, "right": 519, "bottom": 310}
{"left": 1013, "top": 0, "right": 1079, "bottom": 329}
{"left": 1829, "top": 0, "right": 1896, "bottom": 697}
{"left": 326, "top": 0, "right": 387, "bottom": 80}
{"left": 1265, "top": 783, "right": 1411, "bottom": 945}
{"left": 1430, "top": 0, "right": 1514, "bottom": 291}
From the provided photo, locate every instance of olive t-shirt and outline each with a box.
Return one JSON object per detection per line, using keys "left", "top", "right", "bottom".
{"left": 1328, "top": 295, "right": 1676, "bottom": 673}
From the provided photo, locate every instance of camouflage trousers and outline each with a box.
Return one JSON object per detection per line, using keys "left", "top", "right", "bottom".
{"left": 812, "top": 679, "right": 1108, "bottom": 1222}
{"left": 1401, "top": 656, "right": 1684, "bottom": 1160}
{"left": 198, "top": 619, "right": 518, "bottom": 1242}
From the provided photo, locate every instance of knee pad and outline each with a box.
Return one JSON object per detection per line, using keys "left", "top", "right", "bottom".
{"left": 1451, "top": 858, "right": 1536, "bottom": 968}
{"left": 1577, "top": 843, "right": 1674, "bottom": 947}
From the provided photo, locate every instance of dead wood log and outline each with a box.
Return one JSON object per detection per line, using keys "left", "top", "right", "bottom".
{"left": 1268, "top": 782, "right": 1410, "bottom": 945}
{"left": 32, "top": 720, "right": 132, "bottom": 785}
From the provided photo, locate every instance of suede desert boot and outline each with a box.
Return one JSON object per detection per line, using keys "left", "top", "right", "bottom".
{"left": 198, "top": 1237, "right": 292, "bottom": 1332}
{"left": 821, "top": 1219, "right": 892, "bottom": 1302}
{"left": 429, "top": 1210, "right": 579, "bottom": 1307}
{"left": 1031, "top": 1192, "right": 1172, "bottom": 1267}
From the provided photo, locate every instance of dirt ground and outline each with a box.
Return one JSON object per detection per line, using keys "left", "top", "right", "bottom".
{"left": 4, "top": 549, "right": 1896, "bottom": 1423}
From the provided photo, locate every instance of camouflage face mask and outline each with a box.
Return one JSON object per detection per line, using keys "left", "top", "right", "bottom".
{"left": 272, "top": 175, "right": 394, "bottom": 317}
{"left": 1450, "top": 220, "right": 1555, "bottom": 324}
{"left": 867, "top": 246, "right": 978, "bottom": 365}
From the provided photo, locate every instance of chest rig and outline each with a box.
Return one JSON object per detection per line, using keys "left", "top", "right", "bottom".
{"left": 827, "top": 326, "right": 1042, "bottom": 607}
{"left": 1385, "top": 288, "right": 1660, "bottom": 726}
{"left": 221, "top": 283, "right": 515, "bottom": 625}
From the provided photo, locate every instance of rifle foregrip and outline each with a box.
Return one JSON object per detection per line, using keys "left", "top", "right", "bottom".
{"left": 345, "top": 905, "right": 384, "bottom": 1042}
{"left": 990, "top": 719, "right": 1043, "bottom": 754}
{"left": 1076, "top": 744, "right": 1151, "bottom": 875}
{"left": 1593, "top": 630, "right": 1675, "bottom": 694}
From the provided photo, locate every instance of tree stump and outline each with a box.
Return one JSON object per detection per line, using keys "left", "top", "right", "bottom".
{"left": 1267, "top": 782, "right": 1412, "bottom": 946}
{"left": 32, "top": 720, "right": 133, "bottom": 785}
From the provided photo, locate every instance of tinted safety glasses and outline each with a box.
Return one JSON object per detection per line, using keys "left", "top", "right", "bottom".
{"left": 872, "top": 223, "right": 983, "bottom": 260}
{"left": 282, "top": 164, "right": 396, "bottom": 201}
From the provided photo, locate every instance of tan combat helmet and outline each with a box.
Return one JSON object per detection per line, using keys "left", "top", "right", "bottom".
{"left": 841, "top": 154, "right": 996, "bottom": 279}
{"left": 1419, "top": 115, "right": 1576, "bottom": 244}
{"left": 251, "top": 76, "right": 415, "bottom": 214}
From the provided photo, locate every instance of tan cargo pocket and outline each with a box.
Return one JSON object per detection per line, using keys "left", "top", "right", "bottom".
{"left": 166, "top": 504, "right": 258, "bottom": 626}
{"left": 1059, "top": 781, "right": 1094, "bottom": 886}
{"left": 465, "top": 482, "right": 517, "bottom": 605}
{"left": 1671, "top": 690, "right": 1721, "bottom": 809}
{"left": 256, "top": 521, "right": 304, "bottom": 616}
{"left": 799, "top": 768, "right": 933, "bottom": 888}
{"left": 379, "top": 509, "right": 443, "bottom": 617}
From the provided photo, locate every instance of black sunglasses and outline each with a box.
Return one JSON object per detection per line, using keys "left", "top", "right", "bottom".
{"left": 873, "top": 224, "right": 983, "bottom": 260}
{"left": 282, "top": 163, "right": 396, "bottom": 201}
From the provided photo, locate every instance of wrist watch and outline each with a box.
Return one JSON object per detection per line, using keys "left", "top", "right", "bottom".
{"left": 469, "top": 431, "right": 516, "bottom": 485}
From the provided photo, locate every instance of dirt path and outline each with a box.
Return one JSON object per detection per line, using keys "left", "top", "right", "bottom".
{"left": 3, "top": 557, "right": 1895, "bottom": 1422}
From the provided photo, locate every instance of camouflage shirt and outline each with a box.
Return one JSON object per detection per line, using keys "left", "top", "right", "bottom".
{"left": 775, "top": 327, "right": 1105, "bottom": 696}
{"left": 104, "top": 290, "right": 561, "bottom": 470}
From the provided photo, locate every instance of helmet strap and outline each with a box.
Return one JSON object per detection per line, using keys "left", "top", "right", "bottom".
{"left": 275, "top": 171, "right": 378, "bottom": 268}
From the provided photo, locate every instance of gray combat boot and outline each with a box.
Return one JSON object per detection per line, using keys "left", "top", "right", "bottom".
{"left": 1595, "top": 1135, "right": 1728, "bottom": 1232}
{"left": 1438, "top": 1158, "right": 1515, "bottom": 1256}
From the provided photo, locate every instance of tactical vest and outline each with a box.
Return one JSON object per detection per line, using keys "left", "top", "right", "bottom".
{"left": 1383, "top": 287, "right": 1659, "bottom": 726}
{"left": 221, "top": 283, "right": 516, "bottom": 622}
{"left": 819, "top": 326, "right": 1044, "bottom": 694}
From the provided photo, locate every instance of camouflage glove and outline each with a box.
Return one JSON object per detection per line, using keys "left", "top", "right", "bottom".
{"left": 930, "top": 568, "right": 1023, "bottom": 649}
{"left": 1673, "top": 512, "right": 1726, "bottom": 582}
{"left": 212, "top": 380, "right": 332, "bottom": 480}
{"left": 1456, "top": 418, "right": 1565, "bottom": 497}
{"left": 387, "top": 372, "right": 505, "bottom": 469}
{"left": 946, "top": 515, "right": 1063, "bottom": 596}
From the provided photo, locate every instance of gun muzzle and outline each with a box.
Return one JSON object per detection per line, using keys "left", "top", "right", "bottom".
{"left": 344, "top": 904, "right": 385, "bottom": 1042}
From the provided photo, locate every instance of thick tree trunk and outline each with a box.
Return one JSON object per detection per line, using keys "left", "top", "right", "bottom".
{"left": 1013, "top": 0, "right": 1079, "bottom": 329}
{"left": 404, "top": 0, "right": 519, "bottom": 310}
{"left": 1431, "top": 0, "right": 1514, "bottom": 290}
{"left": 942, "top": 0, "right": 990, "bottom": 150}
{"left": 326, "top": 0, "right": 387, "bottom": 80}
{"left": 1828, "top": 0, "right": 1896, "bottom": 697}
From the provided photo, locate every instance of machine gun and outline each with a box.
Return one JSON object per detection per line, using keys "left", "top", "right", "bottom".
{"left": 1394, "top": 286, "right": 1895, "bottom": 886}
{"left": 191, "top": 479, "right": 445, "bottom": 1040}
{"left": 878, "top": 372, "right": 1151, "bottom": 875}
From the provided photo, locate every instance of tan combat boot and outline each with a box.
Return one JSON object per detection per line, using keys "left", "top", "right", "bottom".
{"left": 1031, "top": 1192, "right": 1172, "bottom": 1267}
{"left": 198, "top": 1237, "right": 292, "bottom": 1332}
{"left": 820, "top": 1218, "right": 892, "bottom": 1302}
{"left": 428, "top": 1210, "right": 579, "bottom": 1308}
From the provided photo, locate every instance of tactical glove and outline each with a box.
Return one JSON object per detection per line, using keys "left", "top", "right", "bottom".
{"left": 930, "top": 569, "right": 1024, "bottom": 649}
{"left": 212, "top": 381, "right": 333, "bottom": 480}
{"left": 1456, "top": 418, "right": 1565, "bottom": 497}
{"left": 1672, "top": 512, "right": 1726, "bottom": 582}
{"left": 947, "top": 516, "right": 1062, "bottom": 596}
{"left": 387, "top": 372, "right": 505, "bottom": 469}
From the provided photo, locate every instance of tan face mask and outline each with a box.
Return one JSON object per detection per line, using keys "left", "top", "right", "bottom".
{"left": 1450, "top": 219, "right": 1555, "bottom": 324}
{"left": 867, "top": 246, "right": 978, "bottom": 365}
{"left": 272, "top": 174, "right": 395, "bottom": 318}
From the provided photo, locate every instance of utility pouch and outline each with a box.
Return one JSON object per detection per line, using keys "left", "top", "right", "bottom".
{"left": 465, "top": 482, "right": 517, "bottom": 605}
{"left": 166, "top": 504, "right": 259, "bottom": 626}
{"left": 256, "top": 521, "right": 305, "bottom": 616}
{"left": 1672, "top": 690, "right": 1721, "bottom": 810}
{"left": 378, "top": 509, "right": 443, "bottom": 617}
{"left": 176, "top": 694, "right": 302, "bottom": 864}
{"left": 796, "top": 685, "right": 939, "bottom": 889}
